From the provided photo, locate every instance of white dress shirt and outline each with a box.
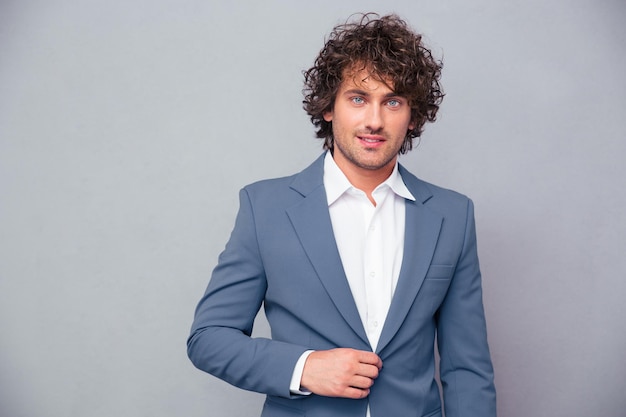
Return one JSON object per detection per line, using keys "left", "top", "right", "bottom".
{"left": 290, "top": 153, "right": 415, "bottom": 407}
{"left": 324, "top": 152, "right": 414, "bottom": 350}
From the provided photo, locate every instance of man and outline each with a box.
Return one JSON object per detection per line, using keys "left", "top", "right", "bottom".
{"left": 188, "top": 13, "right": 496, "bottom": 417}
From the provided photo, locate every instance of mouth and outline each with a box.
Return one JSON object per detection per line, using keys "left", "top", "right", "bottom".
{"left": 357, "top": 134, "right": 386, "bottom": 147}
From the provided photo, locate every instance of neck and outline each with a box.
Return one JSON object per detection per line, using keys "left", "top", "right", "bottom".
{"left": 334, "top": 158, "right": 396, "bottom": 205}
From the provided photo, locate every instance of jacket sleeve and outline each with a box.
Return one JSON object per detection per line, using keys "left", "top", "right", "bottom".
{"left": 436, "top": 199, "right": 497, "bottom": 417}
{"left": 187, "top": 188, "right": 308, "bottom": 398}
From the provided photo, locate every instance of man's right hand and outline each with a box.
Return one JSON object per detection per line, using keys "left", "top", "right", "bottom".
{"left": 300, "top": 348, "right": 383, "bottom": 399}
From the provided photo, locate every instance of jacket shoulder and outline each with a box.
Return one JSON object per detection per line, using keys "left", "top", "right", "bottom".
{"left": 241, "top": 154, "right": 325, "bottom": 204}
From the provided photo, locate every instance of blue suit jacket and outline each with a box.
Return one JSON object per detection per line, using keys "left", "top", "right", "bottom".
{"left": 188, "top": 153, "right": 496, "bottom": 417}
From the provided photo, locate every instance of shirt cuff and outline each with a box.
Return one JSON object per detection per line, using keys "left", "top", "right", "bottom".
{"left": 289, "top": 350, "right": 314, "bottom": 395}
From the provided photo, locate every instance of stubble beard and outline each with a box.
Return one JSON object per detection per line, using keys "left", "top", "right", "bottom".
{"left": 334, "top": 131, "right": 403, "bottom": 172}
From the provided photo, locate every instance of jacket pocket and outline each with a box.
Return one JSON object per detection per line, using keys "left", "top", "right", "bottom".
{"left": 425, "top": 264, "right": 454, "bottom": 280}
{"left": 421, "top": 265, "right": 454, "bottom": 312}
{"left": 421, "top": 408, "right": 442, "bottom": 417}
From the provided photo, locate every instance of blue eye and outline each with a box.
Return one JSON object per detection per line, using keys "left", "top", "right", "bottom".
{"left": 352, "top": 97, "right": 365, "bottom": 104}
{"left": 387, "top": 99, "right": 400, "bottom": 107}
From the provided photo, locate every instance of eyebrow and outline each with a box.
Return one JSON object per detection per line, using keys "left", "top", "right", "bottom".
{"left": 342, "top": 89, "right": 403, "bottom": 99}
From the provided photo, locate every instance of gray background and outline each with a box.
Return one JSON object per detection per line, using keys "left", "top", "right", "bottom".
{"left": 1, "top": 1, "right": 625, "bottom": 416}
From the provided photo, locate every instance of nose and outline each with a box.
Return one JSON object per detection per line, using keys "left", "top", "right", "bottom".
{"left": 365, "top": 104, "right": 384, "bottom": 132}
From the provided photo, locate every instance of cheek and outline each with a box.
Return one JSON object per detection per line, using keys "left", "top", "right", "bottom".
{"left": 332, "top": 108, "right": 362, "bottom": 128}
{"left": 395, "top": 113, "right": 414, "bottom": 133}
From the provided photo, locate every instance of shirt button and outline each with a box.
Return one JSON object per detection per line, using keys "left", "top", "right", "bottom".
{"left": 369, "top": 271, "right": 375, "bottom": 277}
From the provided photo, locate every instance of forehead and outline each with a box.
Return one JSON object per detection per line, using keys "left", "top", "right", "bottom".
{"left": 340, "top": 65, "right": 395, "bottom": 93}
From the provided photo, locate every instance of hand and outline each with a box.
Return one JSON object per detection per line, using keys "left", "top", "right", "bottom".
{"left": 300, "top": 348, "right": 383, "bottom": 399}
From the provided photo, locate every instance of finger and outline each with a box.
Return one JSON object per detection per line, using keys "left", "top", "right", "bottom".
{"left": 356, "top": 363, "right": 380, "bottom": 379}
{"left": 342, "top": 386, "right": 371, "bottom": 399}
{"left": 349, "top": 374, "right": 376, "bottom": 390}
{"left": 356, "top": 351, "right": 383, "bottom": 369}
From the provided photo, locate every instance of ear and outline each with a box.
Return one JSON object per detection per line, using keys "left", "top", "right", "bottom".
{"left": 323, "top": 110, "right": 333, "bottom": 122}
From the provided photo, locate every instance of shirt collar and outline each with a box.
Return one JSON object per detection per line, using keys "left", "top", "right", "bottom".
{"left": 323, "top": 152, "right": 415, "bottom": 206}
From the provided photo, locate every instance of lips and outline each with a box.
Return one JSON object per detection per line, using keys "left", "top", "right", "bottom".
{"left": 358, "top": 134, "right": 386, "bottom": 146}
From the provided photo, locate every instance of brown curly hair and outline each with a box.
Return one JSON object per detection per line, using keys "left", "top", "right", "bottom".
{"left": 302, "top": 13, "right": 444, "bottom": 154}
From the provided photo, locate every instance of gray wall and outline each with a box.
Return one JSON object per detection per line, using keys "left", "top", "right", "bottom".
{"left": 1, "top": 1, "right": 624, "bottom": 416}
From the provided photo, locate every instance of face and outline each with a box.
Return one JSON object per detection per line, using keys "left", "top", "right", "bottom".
{"left": 323, "top": 67, "right": 414, "bottom": 180}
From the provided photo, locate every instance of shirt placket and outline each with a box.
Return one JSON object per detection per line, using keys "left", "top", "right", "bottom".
{"left": 363, "top": 190, "right": 390, "bottom": 351}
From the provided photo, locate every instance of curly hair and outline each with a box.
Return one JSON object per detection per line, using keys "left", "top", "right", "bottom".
{"left": 302, "top": 13, "right": 444, "bottom": 154}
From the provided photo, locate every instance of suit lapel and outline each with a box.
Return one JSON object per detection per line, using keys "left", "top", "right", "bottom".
{"left": 375, "top": 169, "right": 443, "bottom": 354}
{"left": 286, "top": 154, "right": 370, "bottom": 348}
{"left": 285, "top": 157, "right": 444, "bottom": 352}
